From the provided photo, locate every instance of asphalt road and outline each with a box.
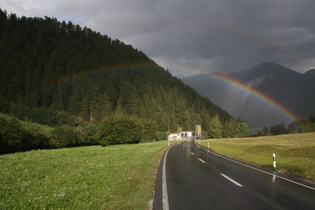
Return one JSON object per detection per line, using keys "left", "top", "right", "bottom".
{"left": 153, "top": 141, "right": 315, "bottom": 210}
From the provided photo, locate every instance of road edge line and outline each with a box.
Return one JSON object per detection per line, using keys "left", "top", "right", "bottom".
{"left": 162, "top": 145, "right": 173, "bottom": 210}
{"left": 194, "top": 141, "right": 315, "bottom": 191}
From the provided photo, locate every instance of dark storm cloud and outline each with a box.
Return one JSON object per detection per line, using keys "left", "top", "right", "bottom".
{"left": 2, "top": 0, "right": 315, "bottom": 76}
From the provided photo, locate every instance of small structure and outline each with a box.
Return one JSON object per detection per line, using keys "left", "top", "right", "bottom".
{"left": 168, "top": 131, "right": 192, "bottom": 141}
{"left": 195, "top": 125, "right": 204, "bottom": 140}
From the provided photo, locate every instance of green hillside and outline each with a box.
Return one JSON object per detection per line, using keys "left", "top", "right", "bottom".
{"left": 0, "top": 9, "right": 232, "bottom": 132}
{"left": 0, "top": 10, "right": 253, "bottom": 154}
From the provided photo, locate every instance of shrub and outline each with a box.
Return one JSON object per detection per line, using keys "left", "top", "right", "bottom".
{"left": 50, "top": 125, "right": 94, "bottom": 148}
{"left": 0, "top": 117, "right": 25, "bottom": 153}
{"left": 0, "top": 117, "right": 51, "bottom": 154}
{"left": 154, "top": 132, "right": 167, "bottom": 141}
{"left": 23, "top": 121, "right": 51, "bottom": 149}
{"left": 98, "top": 115, "right": 143, "bottom": 146}
{"left": 51, "top": 126, "right": 78, "bottom": 148}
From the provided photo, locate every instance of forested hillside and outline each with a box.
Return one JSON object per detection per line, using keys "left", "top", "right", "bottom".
{"left": 0, "top": 10, "right": 250, "bottom": 153}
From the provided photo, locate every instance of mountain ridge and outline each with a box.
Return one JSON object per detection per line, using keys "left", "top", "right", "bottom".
{"left": 182, "top": 62, "right": 315, "bottom": 130}
{"left": 304, "top": 69, "right": 315, "bottom": 77}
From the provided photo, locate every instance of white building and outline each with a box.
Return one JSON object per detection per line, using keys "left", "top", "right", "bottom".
{"left": 168, "top": 131, "right": 192, "bottom": 141}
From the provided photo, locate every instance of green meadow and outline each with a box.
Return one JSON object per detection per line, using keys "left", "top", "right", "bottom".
{"left": 0, "top": 112, "right": 54, "bottom": 132}
{"left": 2, "top": 133, "right": 314, "bottom": 209}
{"left": 198, "top": 132, "right": 315, "bottom": 182}
{"left": 0, "top": 141, "right": 172, "bottom": 209}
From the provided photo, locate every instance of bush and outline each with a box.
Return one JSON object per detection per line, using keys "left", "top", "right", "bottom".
{"left": 50, "top": 125, "right": 94, "bottom": 148}
{"left": 51, "top": 126, "right": 78, "bottom": 148}
{"left": 0, "top": 117, "right": 25, "bottom": 153}
{"left": 154, "top": 132, "right": 167, "bottom": 141}
{"left": 0, "top": 116, "right": 95, "bottom": 154}
{"left": 22, "top": 121, "right": 51, "bottom": 149}
{"left": 0, "top": 117, "right": 51, "bottom": 154}
{"left": 98, "top": 115, "right": 143, "bottom": 146}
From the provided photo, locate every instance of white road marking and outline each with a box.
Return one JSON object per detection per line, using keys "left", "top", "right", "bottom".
{"left": 191, "top": 152, "right": 194, "bottom": 155}
{"left": 195, "top": 141, "right": 315, "bottom": 191}
{"left": 221, "top": 174, "right": 243, "bottom": 187}
{"left": 162, "top": 147, "right": 171, "bottom": 210}
{"left": 199, "top": 158, "right": 206, "bottom": 163}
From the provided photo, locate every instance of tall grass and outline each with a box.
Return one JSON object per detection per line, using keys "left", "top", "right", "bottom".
{"left": 199, "top": 133, "right": 315, "bottom": 182}
{"left": 0, "top": 141, "right": 171, "bottom": 209}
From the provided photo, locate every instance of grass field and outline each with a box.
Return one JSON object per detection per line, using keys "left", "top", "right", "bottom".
{"left": 0, "top": 112, "right": 54, "bottom": 131}
{"left": 198, "top": 132, "right": 315, "bottom": 182}
{"left": 0, "top": 141, "right": 172, "bottom": 209}
{"left": 2, "top": 133, "right": 314, "bottom": 209}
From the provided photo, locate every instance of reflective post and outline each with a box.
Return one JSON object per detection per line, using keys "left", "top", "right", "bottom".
{"left": 273, "top": 153, "right": 276, "bottom": 168}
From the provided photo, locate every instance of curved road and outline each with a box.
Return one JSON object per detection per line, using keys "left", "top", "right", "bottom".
{"left": 153, "top": 141, "right": 315, "bottom": 210}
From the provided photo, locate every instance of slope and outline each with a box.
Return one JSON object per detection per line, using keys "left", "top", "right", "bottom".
{"left": 182, "top": 62, "right": 315, "bottom": 130}
{"left": 0, "top": 9, "right": 232, "bottom": 133}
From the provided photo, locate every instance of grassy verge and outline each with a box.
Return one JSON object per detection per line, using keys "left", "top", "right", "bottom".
{"left": 0, "top": 141, "right": 173, "bottom": 209}
{"left": 0, "top": 112, "right": 54, "bottom": 131}
{"left": 198, "top": 133, "right": 315, "bottom": 182}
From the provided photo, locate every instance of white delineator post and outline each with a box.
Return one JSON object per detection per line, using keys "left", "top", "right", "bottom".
{"left": 207, "top": 142, "right": 209, "bottom": 149}
{"left": 273, "top": 153, "right": 276, "bottom": 168}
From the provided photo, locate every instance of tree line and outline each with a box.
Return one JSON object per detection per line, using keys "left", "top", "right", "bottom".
{"left": 0, "top": 10, "right": 244, "bottom": 153}
{"left": 0, "top": 9, "right": 235, "bottom": 135}
{"left": 0, "top": 112, "right": 250, "bottom": 154}
{"left": 256, "top": 116, "right": 315, "bottom": 136}
{"left": 0, "top": 116, "right": 95, "bottom": 154}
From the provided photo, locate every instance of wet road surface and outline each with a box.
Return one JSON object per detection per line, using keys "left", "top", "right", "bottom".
{"left": 153, "top": 141, "right": 315, "bottom": 210}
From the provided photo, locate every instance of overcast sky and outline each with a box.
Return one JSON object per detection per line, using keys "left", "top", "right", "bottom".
{"left": 2, "top": 0, "right": 315, "bottom": 77}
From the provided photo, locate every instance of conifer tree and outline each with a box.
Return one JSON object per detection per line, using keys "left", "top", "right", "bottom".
{"left": 209, "top": 115, "right": 223, "bottom": 138}
{"left": 0, "top": 11, "right": 234, "bottom": 137}
{"left": 236, "top": 122, "right": 250, "bottom": 138}
{"left": 223, "top": 118, "right": 237, "bottom": 138}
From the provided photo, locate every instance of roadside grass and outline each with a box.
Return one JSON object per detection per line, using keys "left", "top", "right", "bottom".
{"left": 0, "top": 112, "right": 54, "bottom": 131}
{"left": 0, "top": 141, "right": 173, "bottom": 209}
{"left": 0, "top": 112, "right": 11, "bottom": 120}
{"left": 198, "top": 133, "right": 315, "bottom": 182}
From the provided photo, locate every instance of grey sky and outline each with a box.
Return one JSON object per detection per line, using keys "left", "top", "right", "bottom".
{"left": 2, "top": 0, "right": 315, "bottom": 77}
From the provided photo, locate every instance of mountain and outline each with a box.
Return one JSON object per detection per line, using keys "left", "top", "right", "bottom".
{"left": 182, "top": 62, "right": 315, "bottom": 130}
{"left": 0, "top": 9, "right": 232, "bottom": 134}
{"left": 304, "top": 69, "right": 315, "bottom": 78}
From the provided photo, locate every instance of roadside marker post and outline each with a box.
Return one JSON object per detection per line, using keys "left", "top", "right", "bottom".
{"left": 273, "top": 153, "right": 276, "bottom": 168}
{"left": 207, "top": 142, "right": 209, "bottom": 149}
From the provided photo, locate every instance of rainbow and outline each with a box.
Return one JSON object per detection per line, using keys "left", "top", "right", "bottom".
{"left": 203, "top": 72, "right": 309, "bottom": 132}
{"left": 17, "top": 61, "right": 163, "bottom": 103}
{"left": 158, "top": 62, "right": 306, "bottom": 129}
{"left": 16, "top": 61, "right": 306, "bottom": 130}
{"left": 207, "top": 72, "right": 301, "bottom": 123}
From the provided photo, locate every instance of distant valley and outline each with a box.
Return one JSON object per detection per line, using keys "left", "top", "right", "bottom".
{"left": 182, "top": 62, "right": 315, "bottom": 130}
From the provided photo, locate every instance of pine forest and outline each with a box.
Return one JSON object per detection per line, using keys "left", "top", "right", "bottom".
{"left": 0, "top": 9, "right": 250, "bottom": 153}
